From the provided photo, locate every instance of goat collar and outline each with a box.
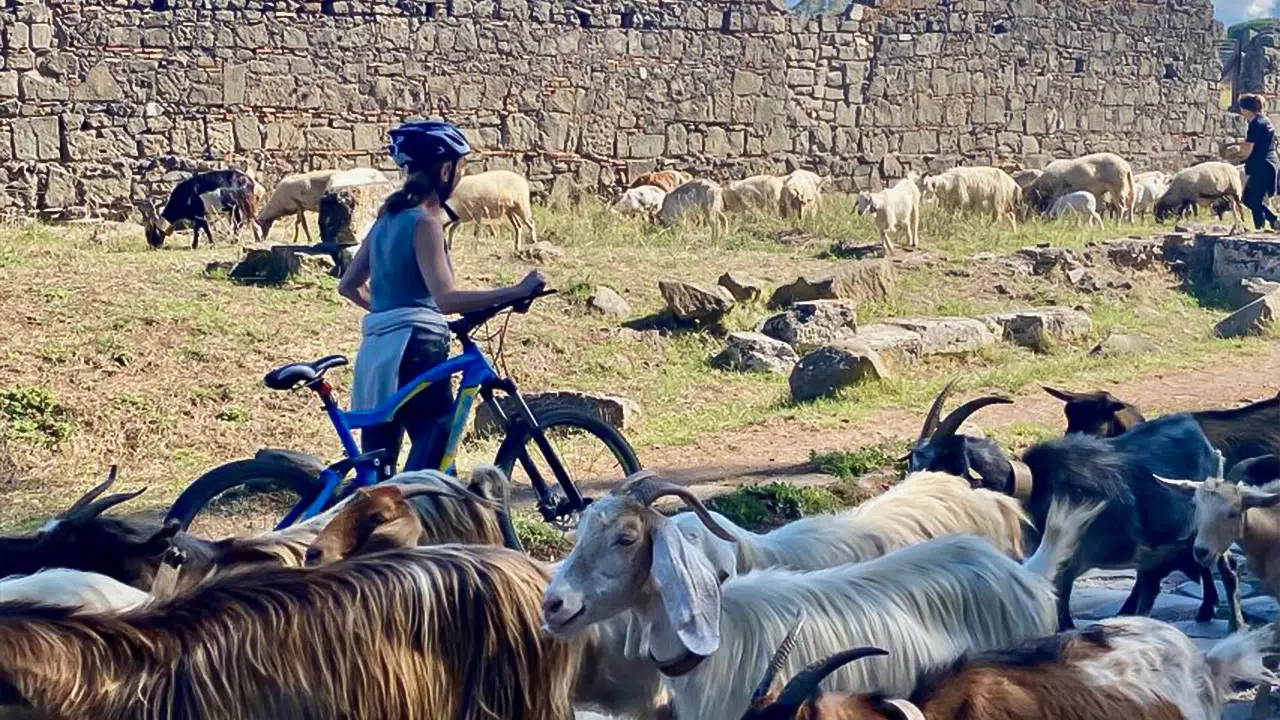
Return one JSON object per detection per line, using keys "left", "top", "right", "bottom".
{"left": 877, "top": 699, "right": 927, "bottom": 720}
{"left": 650, "top": 648, "right": 709, "bottom": 678}
{"left": 1010, "top": 459, "right": 1034, "bottom": 504}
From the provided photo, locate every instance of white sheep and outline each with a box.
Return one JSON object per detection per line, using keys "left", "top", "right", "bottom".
{"left": 1133, "top": 173, "right": 1174, "bottom": 218}
{"left": 0, "top": 568, "right": 150, "bottom": 613}
{"left": 778, "top": 171, "right": 825, "bottom": 220}
{"left": 1049, "top": 190, "right": 1106, "bottom": 228}
{"left": 724, "top": 175, "right": 785, "bottom": 214}
{"left": 659, "top": 179, "right": 728, "bottom": 237}
{"left": 447, "top": 169, "right": 538, "bottom": 252}
{"left": 920, "top": 166, "right": 1021, "bottom": 230}
{"left": 855, "top": 174, "right": 921, "bottom": 254}
{"left": 671, "top": 470, "right": 1029, "bottom": 579}
{"left": 1153, "top": 161, "right": 1248, "bottom": 234}
{"left": 258, "top": 168, "right": 389, "bottom": 242}
{"left": 1026, "top": 153, "right": 1136, "bottom": 221}
{"left": 609, "top": 185, "right": 667, "bottom": 219}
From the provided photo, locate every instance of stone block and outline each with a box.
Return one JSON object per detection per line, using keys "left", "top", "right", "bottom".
{"left": 353, "top": 124, "right": 384, "bottom": 151}
{"left": 20, "top": 72, "right": 67, "bottom": 101}
{"left": 587, "top": 287, "right": 630, "bottom": 318}
{"left": 713, "top": 332, "right": 799, "bottom": 375}
{"left": 768, "top": 260, "right": 895, "bottom": 308}
{"left": 854, "top": 323, "right": 924, "bottom": 365}
{"left": 73, "top": 62, "right": 125, "bottom": 102}
{"left": 12, "top": 117, "right": 60, "bottom": 161}
{"left": 233, "top": 116, "right": 261, "bottom": 151}
{"left": 760, "top": 300, "right": 859, "bottom": 352}
{"left": 308, "top": 127, "right": 353, "bottom": 152}
{"left": 659, "top": 280, "right": 735, "bottom": 325}
{"left": 473, "top": 391, "right": 640, "bottom": 437}
{"left": 732, "top": 70, "right": 763, "bottom": 95}
{"left": 1214, "top": 291, "right": 1279, "bottom": 338}
{"left": 789, "top": 342, "right": 889, "bottom": 402}
{"left": 29, "top": 23, "right": 52, "bottom": 50}
{"left": 223, "top": 64, "right": 247, "bottom": 105}
{"left": 42, "top": 165, "right": 76, "bottom": 208}
{"left": 885, "top": 317, "right": 996, "bottom": 356}
{"left": 985, "top": 307, "right": 1093, "bottom": 352}
{"left": 0, "top": 72, "right": 17, "bottom": 98}
{"left": 717, "top": 272, "right": 763, "bottom": 303}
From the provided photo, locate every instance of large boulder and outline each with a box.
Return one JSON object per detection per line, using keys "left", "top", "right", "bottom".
{"left": 712, "top": 332, "right": 799, "bottom": 374}
{"left": 759, "top": 300, "right": 858, "bottom": 352}
{"left": 853, "top": 323, "right": 924, "bottom": 365}
{"left": 659, "top": 280, "right": 735, "bottom": 325}
{"left": 985, "top": 306, "right": 1093, "bottom": 352}
{"left": 767, "top": 259, "right": 895, "bottom": 308}
{"left": 473, "top": 391, "right": 640, "bottom": 437}
{"left": 717, "top": 272, "right": 764, "bottom": 303}
{"left": 588, "top": 287, "right": 630, "bottom": 317}
{"left": 883, "top": 317, "right": 996, "bottom": 356}
{"left": 1214, "top": 290, "right": 1280, "bottom": 338}
{"left": 789, "top": 342, "right": 890, "bottom": 402}
{"left": 229, "top": 247, "right": 301, "bottom": 284}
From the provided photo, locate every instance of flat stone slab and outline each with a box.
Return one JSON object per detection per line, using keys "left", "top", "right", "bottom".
{"left": 884, "top": 317, "right": 996, "bottom": 356}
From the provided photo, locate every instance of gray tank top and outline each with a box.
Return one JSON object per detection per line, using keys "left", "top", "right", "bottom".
{"left": 367, "top": 207, "right": 444, "bottom": 315}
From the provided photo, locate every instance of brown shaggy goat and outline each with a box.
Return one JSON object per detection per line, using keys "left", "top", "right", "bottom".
{"left": 629, "top": 170, "right": 692, "bottom": 192}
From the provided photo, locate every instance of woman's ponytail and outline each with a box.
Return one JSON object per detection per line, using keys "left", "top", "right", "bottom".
{"left": 378, "top": 158, "right": 456, "bottom": 218}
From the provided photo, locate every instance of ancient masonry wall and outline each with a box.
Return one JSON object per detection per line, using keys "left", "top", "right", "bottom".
{"left": 1, "top": 0, "right": 1224, "bottom": 220}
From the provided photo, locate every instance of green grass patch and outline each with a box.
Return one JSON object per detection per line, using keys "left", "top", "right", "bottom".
{"left": 707, "top": 481, "right": 841, "bottom": 531}
{"left": 0, "top": 386, "right": 73, "bottom": 449}
{"left": 809, "top": 442, "right": 907, "bottom": 480}
{"left": 513, "top": 511, "right": 573, "bottom": 561}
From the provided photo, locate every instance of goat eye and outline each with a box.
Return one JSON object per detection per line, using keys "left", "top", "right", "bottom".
{"left": 305, "top": 548, "right": 322, "bottom": 562}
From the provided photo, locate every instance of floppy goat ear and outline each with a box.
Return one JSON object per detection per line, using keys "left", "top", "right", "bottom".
{"left": 649, "top": 516, "right": 721, "bottom": 657}
{"left": 1153, "top": 475, "right": 1199, "bottom": 496}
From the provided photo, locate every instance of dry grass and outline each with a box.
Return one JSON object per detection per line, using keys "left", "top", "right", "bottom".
{"left": 0, "top": 200, "right": 1270, "bottom": 529}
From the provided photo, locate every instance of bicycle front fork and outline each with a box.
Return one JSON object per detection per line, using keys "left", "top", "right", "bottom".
{"left": 482, "top": 383, "right": 588, "bottom": 521}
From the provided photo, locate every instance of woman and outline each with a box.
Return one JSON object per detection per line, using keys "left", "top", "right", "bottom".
{"left": 338, "top": 121, "right": 545, "bottom": 478}
{"left": 1239, "top": 94, "right": 1280, "bottom": 231}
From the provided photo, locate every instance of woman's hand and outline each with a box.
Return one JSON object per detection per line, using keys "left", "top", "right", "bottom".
{"left": 518, "top": 270, "right": 548, "bottom": 297}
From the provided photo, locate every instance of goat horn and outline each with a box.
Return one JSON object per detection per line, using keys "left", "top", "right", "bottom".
{"left": 73, "top": 488, "right": 148, "bottom": 521}
{"left": 772, "top": 646, "right": 890, "bottom": 712}
{"left": 751, "top": 609, "right": 807, "bottom": 703}
{"left": 616, "top": 471, "right": 737, "bottom": 543}
{"left": 876, "top": 699, "right": 928, "bottom": 720}
{"left": 917, "top": 379, "right": 959, "bottom": 441}
{"left": 1227, "top": 455, "right": 1280, "bottom": 486}
{"left": 931, "top": 395, "right": 1013, "bottom": 443}
{"left": 1041, "top": 385, "right": 1079, "bottom": 403}
{"left": 63, "top": 465, "right": 120, "bottom": 517}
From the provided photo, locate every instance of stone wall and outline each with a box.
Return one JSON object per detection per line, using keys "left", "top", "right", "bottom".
{"left": 1, "top": 0, "right": 1225, "bottom": 220}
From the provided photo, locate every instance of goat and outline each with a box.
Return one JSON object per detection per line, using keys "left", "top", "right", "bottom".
{"left": 145, "top": 169, "right": 260, "bottom": 249}
{"left": 541, "top": 472, "right": 1061, "bottom": 720}
{"left": 670, "top": 470, "right": 1029, "bottom": 580}
{"left": 0, "top": 545, "right": 577, "bottom": 719}
{"left": 855, "top": 175, "right": 921, "bottom": 255}
{"left": 0, "top": 569, "right": 149, "bottom": 614}
{"left": 631, "top": 170, "right": 693, "bottom": 193}
{"left": 906, "top": 381, "right": 1231, "bottom": 630}
{"left": 743, "top": 615, "right": 1277, "bottom": 720}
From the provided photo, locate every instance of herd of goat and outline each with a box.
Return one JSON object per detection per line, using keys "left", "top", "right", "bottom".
{"left": 140, "top": 149, "right": 1259, "bottom": 257}
{"left": 0, "top": 383, "right": 1277, "bottom": 719}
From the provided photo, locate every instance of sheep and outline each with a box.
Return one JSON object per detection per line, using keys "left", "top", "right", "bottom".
{"left": 1049, "top": 190, "right": 1105, "bottom": 228}
{"left": 670, "top": 470, "right": 1029, "bottom": 580}
{"left": 919, "top": 167, "right": 1020, "bottom": 231}
{"left": 257, "top": 168, "right": 390, "bottom": 243}
{"left": 1024, "top": 153, "right": 1135, "bottom": 220}
{"left": 446, "top": 169, "right": 538, "bottom": 252}
{"left": 0, "top": 569, "right": 149, "bottom": 614}
{"left": 743, "top": 616, "right": 1278, "bottom": 720}
{"left": 145, "top": 169, "right": 260, "bottom": 249}
{"left": 1154, "top": 161, "right": 1248, "bottom": 233}
{"left": 906, "top": 381, "right": 1230, "bottom": 630}
{"left": 1133, "top": 172, "right": 1174, "bottom": 218}
{"left": 631, "top": 170, "right": 693, "bottom": 192}
{"left": 779, "top": 171, "right": 825, "bottom": 220}
{"left": 0, "top": 545, "right": 578, "bottom": 719}
{"left": 724, "top": 175, "right": 785, "bottom": 214}
{"left": 611, "top": 185, "right": 668, "bottom": 219}
{"left": 855, "top": 175, "right": 921, "bottom": 255}
{"left": 659, "top": 179, "right": 728, "bottom": 237}
{"left": 1042, "top": 387, "right": 1280, "bottom": 471}
{"left": 540, "top": 472, "right": 1062, "bottom": 720}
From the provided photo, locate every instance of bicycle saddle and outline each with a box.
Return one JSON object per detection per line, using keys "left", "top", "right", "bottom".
{"left": 264, "top": 355, "right": 349, "bottom": 390}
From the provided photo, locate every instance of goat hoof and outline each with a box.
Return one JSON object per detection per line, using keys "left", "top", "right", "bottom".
{"left": 1196, "top": 606, "right": 1216, "bottom": 623}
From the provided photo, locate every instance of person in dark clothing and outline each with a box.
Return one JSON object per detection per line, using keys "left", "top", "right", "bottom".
{"left": 1239, "top": 94, "right": 1280, "bottom": 231}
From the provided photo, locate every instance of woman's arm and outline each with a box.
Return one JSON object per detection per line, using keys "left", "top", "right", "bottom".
{"left": 1241, "top": 142, "right": 1255, "bottom": 158}
{"left": 337, "top": 241, "right": 373, "bottom": 311}
{"left": 413, "top": 213, "right": 545, "bottom": 315}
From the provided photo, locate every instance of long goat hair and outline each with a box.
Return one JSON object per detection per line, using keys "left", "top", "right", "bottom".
{"left": 0, "top": 545, "right": 576, "bottom": 720}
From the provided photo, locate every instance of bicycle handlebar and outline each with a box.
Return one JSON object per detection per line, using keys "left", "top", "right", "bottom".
{"left": 448, "top": 289, "right": 557, "bottom": 339}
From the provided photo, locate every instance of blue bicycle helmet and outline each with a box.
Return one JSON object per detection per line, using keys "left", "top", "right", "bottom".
{"left": 387, "top": 121, "right": 471, "bottom": 170}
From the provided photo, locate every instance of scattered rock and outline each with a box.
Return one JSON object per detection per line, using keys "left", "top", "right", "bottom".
{"left": 712, "top": 332, "right": 798, "bottom": 374}
{"left": 1089, "top": 332, "right": 1159, "bottom": 357}
{"left": 1214, "top": 290, "right": 1280, "bottom": 338}
{"left": 883, "top": 317, "right": 996, "bottom": 356}
{"left": 985, "top": 306, "right": 1093, "bottom": 353}
{"left": 229, "top": 247, "right": 301, "bottom": 284}
{"left": 717, "top": 272, "right": 764, "bottom": 303}
{"left": 1015, "top": 245, "right": 1084, "bottom": 277}
{"left": 516, "top": 241, "right": 565, "bottom": 263}
{"left": 658, "top": 280, "right": 735, "bottom": 325}
{"left": 204, "top": 260, "right": 235, "bottom": 276}
{"left": 473, "top": 391, "right": 640, "bottom": 437}
{"left": 993, "top": 282, "right": 1012, "bottom": 296}
{"left": 1234, "top": 277, "right": 1280, "bottom": 308}
{"left": 853, "top": 323, "right": 924, "bottom": 365}
{"left": 1102, "top": 238, "right": 1163, "bottom": 270}
{"left": 297, "top": 253, "right": 337, "bottom": 275}
{"left": 1066, "top": 267, "right": 1102, "bottom": 293}
{"left": 759, "top": 300, "right": 858, "bottom": 352}
{"left": 788, "top": 342, "right": 889, "bottom": 402}
{"left": 587, "top": 287, "right": 630, "bottom": 317}
{"left": 767, "top": 259, "right": 895, "bottom": 308}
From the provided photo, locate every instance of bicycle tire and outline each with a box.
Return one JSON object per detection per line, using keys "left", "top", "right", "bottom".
{"left": 166, "top": 458, "right": 325, "bottom": 533}
{"left": 494, "top": 407, "right": 642, "bottom": 505}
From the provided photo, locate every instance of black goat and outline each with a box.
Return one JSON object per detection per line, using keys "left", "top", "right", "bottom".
{"left": 145, "top": 169, "right": 259, "bottom": 249}
{"left": 908, "top": 382, "right": 1230, "bottom": 631}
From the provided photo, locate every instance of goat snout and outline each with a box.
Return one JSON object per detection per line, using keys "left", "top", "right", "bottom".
{"left": 540, "top": 587, "right": 585, "bottom": 633}
{"left": 1192, "top": 545, "right": 1214, "bottom": 567}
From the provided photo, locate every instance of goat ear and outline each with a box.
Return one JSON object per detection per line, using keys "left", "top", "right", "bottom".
{"left": 1241, "top": 488, "right": 1280, "bottom": 510}
{"left": 1154, "top": 475, "right": 1199, "bottom": 496}
{"left": 876, "top": 699, "right": 928, "bottom": 720}
{"left": 649, "top": 515, "right": 721, "bottom": 657}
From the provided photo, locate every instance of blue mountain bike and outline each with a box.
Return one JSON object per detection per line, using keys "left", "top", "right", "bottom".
{"left": 166, "top": 291, "right": 640, "bottom": 543}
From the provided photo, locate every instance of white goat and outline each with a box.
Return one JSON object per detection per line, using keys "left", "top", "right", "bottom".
{"left": 447, "top": 169, "right": 538, "bottom": 252}
{"left": 0, "top": 569, "right": 149, "bottom": 613}
{"left": 778, "top": 170, "right": 827, "bottom": 220}
{"left": 724, "top": 175, "right": 785, "bottom": 214}
{"left": 541, "top": 474, "right": 1067, "bottom": 720}
{"left": 1133, "top": 173, "right": 1174, "bottom": 218}
{"left": 659, "top": 179, "right": 728, "bottom": 237}
{"left": 855, "top": 175, "right": 921, "bottom": 254}
{"left": 610, "top": 185, "right": 667, "bottom": 219}
{"left": 671, "top": 471, "right": 1028, "bottom": 579}
{"left": 1050, "top": 190, "right": 1105, "bottom": 228}
{"left": 920, "top": 167, "right": 1021, "bottom": 230}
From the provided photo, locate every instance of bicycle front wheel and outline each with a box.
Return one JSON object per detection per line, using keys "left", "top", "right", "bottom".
{"left": 166, "top": 458, "right": 324, "bottom": 537}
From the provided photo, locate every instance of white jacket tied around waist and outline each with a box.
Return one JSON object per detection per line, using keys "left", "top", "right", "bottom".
{"left": 350, "top": 307, "right": 449, "bottom": 413}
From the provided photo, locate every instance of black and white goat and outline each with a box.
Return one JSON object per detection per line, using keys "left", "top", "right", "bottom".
{"left": 145, "top": 169, "right": 261, "bottom": 249}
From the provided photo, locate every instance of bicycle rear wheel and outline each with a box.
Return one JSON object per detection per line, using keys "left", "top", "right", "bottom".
{"left": 166, "top": 459, "right": 324, "bottom": 537}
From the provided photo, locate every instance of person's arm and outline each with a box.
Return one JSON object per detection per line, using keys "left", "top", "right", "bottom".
{"left": 1242, "top": 121, "right": 1260, "bottom": 160}
{"left": 413, "top": 212, "right": 545, "bottom": 315}
{"left": 337, "top": 241, "right": 373, "bottom": 311}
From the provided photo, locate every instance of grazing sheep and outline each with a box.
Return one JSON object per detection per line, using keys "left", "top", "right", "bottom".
{"left": 446, "top": 169, "right": 538, "bottom": 252}
{"left": 920, "top": 167, "right": 1021, "bottom": 230}
{"left": 1154, "top": 161, "right": 1248, "bottom": 234}
{"left": 659, "top": 179, "right": 728, "bottom": 237}
{"left": 0, "top": 545, "right": 577, "bottom": 720}
{"left": 1133, "top": 173, "right": 1174, "bottom": 218}
{"left": 1024, "top": 153, "right": 1135, "bottom": 220}
{"left": 611, "top": 185, "right": 668, "bottom": 219}
{"left": 258, "top": 168, "right": 390, "bottom": 243}
{"left": 1049, "top": 190, "right": 1105, "bottom": 228}
{"left": 630, "top": 170, "right": 693, "bottom": 192}
{"left": 0, "top": 569, "right": 149, "bottom": 614}
{"left": 779, "top": 171, "right": 825, "bottom": 220}
{"left": 743, "top": 616, "right": 1277, "bottom": 720}
{"left": 541, "top": 473, "right": 1060, "bottom": 720}
{"left": 146, "top": 169, "right": 260, "bottom": 249}
{"left": 855, "top": 175, "right": 921, "bottom": 254}
{"left": 670, "top": 470, "right": 1029, "bottom": 580}
{"left": 725, "top": 175, "right": 786, "bottom": 214}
